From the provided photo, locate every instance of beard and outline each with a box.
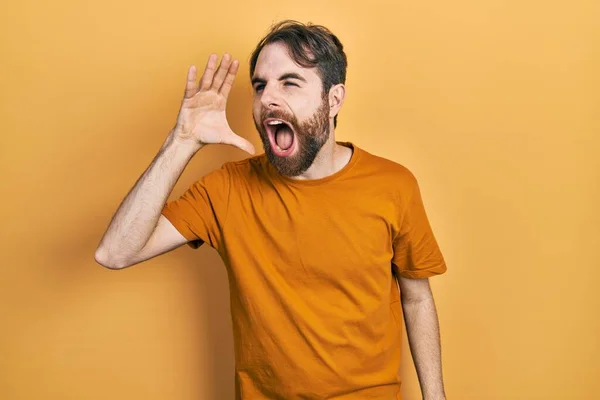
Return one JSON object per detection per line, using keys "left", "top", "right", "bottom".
{"left": 253, "top": 96, "right": 330, "bottom": 177}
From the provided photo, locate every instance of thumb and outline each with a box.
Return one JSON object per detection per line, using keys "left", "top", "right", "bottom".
{"left": 223, "top": 132, "right": 256, "bottom": 155}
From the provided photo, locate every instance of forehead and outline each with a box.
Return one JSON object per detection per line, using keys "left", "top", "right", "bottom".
{"left": 253, "top": 41, "right": 320, "bottom": 82}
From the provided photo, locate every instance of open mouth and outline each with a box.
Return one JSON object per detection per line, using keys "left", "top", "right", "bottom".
{"left": 263, "top": 118, "right": 297, "bottom": 157}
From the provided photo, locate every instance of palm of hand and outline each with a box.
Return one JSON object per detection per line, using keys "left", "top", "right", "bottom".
{"left": 173, "top": 53, "right": 255, "bottom": 155}
{"left": 177, "top": 91, "right": 231, "bottom": 144}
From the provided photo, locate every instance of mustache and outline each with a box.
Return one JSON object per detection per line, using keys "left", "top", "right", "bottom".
{"left": 260, "top": 109, "right": 297, "bottom": 126}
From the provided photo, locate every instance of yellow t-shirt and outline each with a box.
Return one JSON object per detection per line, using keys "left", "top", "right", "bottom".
{"left": 161, "top": 141, "right": 447, "bottom": 399}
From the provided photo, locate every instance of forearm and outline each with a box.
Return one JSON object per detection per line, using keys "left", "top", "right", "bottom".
{"left": 401, "top": 295, "right": 446, "bottom": 400}
{"left": 96, "top": 129, "right": 201, "bottom": 266}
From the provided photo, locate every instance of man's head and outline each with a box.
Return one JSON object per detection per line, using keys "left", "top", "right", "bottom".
{"left": 249, "top": 20, "right": 348, "bottom": 177}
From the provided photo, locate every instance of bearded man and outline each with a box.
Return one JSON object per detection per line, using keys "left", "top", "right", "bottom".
{"left": 96, "top": 20, "right": 448, "bottom": 400}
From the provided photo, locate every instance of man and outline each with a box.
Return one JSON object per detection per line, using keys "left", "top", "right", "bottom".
{"left": 95, "top": 20, "right": 447, "bottom": 400}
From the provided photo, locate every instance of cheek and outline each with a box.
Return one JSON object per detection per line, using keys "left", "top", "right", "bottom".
{"left": 252, "top": 100, "right": 261, "bottom": 121}
{"left": 288, "top": 97, "right": 311, "bottom": 117}
{"left": 295, "top": 101, "right": 321, "bottom": 123}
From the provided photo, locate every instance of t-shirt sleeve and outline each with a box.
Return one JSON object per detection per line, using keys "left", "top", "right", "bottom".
{"left": 392, "top": 172, "right": 447, "bottom": 279}
{"left": 160, "top": 163, "right": 231, "bottom": 251}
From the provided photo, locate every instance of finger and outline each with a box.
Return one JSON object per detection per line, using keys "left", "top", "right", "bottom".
{"left": 198, "top": 54, "right": 218, "bottom": 91}
{"left": 219, "top": 59, "right": 239, "bottom": 98}
{"left": 223, "top": 132, "right": 256, "bottom": 155}
{"left": 184, "top": 65, "right": 197, "bottom": 99}
{"left": 210, "top": 53, "right": 232, "bottom": 91}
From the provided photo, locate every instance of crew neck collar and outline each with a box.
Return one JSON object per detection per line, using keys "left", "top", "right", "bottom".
{"left": 267, "top": 141, "right": 361, "bottom": 187}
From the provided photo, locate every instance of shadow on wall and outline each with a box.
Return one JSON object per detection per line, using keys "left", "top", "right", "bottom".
{"left": 39, "top": 214, "right": 236, "bottom": 398}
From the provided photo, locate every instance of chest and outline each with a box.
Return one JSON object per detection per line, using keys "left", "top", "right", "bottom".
{"left": 228, "top": 186, "right": 397, "bottom": 279}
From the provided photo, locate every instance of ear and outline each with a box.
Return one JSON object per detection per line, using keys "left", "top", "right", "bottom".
{"left": 328, "top": 83, "right": 346, "bottom": 120}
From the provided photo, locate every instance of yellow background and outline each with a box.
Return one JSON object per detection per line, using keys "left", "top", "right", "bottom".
{"left": 1, "top": 0, "right": 598, "bottom": 399}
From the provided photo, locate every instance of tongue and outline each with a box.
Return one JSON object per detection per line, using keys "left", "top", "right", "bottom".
{"left": 275, "top": 125, "right": 293, "bottom": 150}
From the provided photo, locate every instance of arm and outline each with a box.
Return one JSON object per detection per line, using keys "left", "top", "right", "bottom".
{"left": 95, "top": 53, "right": 255, "bottom": 269}
{"left": 94, "top": 133, "right": 201, "bottom": 269}
{"left": 398, "top": 275, "right": 446, "bottom": 400}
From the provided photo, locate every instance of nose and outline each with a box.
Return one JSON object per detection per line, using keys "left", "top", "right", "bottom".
{"left": 260, "top": 84, "right": 282, "bottom": 109}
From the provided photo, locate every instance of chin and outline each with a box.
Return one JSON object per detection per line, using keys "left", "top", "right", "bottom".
{"left": 263, "top": 132, "right": 328, "bottom": 178}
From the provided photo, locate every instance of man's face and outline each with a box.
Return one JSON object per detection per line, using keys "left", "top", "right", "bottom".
{"left": 252, "top": 42, "right": 331, "bottom": 177}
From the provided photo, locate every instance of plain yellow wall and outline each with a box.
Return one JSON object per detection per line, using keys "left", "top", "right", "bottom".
{"left": 1, "top": 0, "right": 598, "bottom": 399}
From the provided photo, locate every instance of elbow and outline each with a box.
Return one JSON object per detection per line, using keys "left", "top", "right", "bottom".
{"left": 94, "top": 247, "right": 127, "bottom": 270}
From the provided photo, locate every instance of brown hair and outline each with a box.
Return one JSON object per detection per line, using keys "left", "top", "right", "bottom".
{"left": 249, "top": 20, "right": 348, "bottom": 128}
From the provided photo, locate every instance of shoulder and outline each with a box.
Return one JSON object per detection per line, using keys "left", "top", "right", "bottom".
{"left": 185, "top": 154, "right": 268, "bottom": 198}
{"left": 221, "top": 153, "right": 270, "bottom": 184}
{"left": 355, "top": 145, "right": 418, "bottom": 189}
{"left": 224, "top": 153, "right": 267, "bottom": 173}
{"left": 224, "top": 153, "right": 266, "bottom": 170}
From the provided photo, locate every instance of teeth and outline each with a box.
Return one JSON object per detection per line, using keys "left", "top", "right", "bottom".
{"left": 267, "top": 120, "right": 284, "bottom": 125}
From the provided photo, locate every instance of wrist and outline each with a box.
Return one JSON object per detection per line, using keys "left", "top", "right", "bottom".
{"left": 164, "top": 128, "right": 203, "bottom": 155}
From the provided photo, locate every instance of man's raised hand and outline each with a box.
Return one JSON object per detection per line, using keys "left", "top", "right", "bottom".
{"left": 173, "top": 53, "right": 255, "bottom": 155}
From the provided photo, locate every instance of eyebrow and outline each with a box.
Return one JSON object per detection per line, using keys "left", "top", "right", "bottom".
{"left": 251, "top": 72, "right": 307, "bottom": 86}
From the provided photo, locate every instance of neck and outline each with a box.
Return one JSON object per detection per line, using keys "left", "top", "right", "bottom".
{"left": 290, "top": 126, "right": 353, "bottom": 181}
